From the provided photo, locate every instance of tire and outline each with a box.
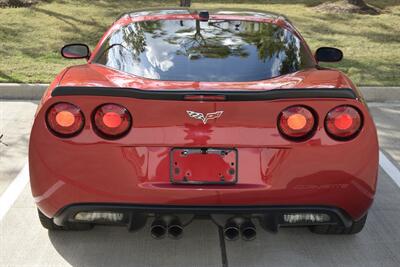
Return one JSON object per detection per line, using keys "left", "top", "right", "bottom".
{"left": 309, "top": 213, "right": 367, "bottom": 235}
{"left": 37, "top": 209, "right": 93, "bottom": 231}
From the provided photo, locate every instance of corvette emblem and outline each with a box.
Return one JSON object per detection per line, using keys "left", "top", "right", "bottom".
{"left": 186, "top": 110, "right": 223, "bottom": 124}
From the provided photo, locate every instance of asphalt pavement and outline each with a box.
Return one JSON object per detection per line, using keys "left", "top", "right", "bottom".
{"left": 1, "top": 100, "right": 400, "bottom": 267}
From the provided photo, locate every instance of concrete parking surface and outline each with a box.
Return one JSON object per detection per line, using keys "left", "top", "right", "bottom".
{"left": 370, "top": 102, "right": 400, "bottom": 166}
{"left": 1, "top": 100, "right": 400, "bottom": 267}
{"left": 0, "top": 101, "right": 37, "bottom": 195}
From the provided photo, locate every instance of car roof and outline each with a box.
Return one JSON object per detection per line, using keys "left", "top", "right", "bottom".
{"left": 114, "top": 7, "right": 294, "bottom": 27}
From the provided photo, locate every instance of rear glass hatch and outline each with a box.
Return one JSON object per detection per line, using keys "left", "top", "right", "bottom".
{"left": 93, "top": 19, "right": 315, "bottom": 82}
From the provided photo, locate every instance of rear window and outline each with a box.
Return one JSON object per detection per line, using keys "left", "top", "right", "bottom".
{"left": 93, "top": 19, "right": 315, "bottom": 82}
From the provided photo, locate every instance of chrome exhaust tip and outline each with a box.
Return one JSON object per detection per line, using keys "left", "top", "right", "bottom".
{"left": 223, "top": 221, "right": 240, "bottom": 241}
{"left": 150, "top": 219, "right": 167, "bottom": 239}
{"left": 168, "top": 220, "right": 184, "bottom": 240}
{"left": 241, "top": 220, "right": 256, "bottom": 241}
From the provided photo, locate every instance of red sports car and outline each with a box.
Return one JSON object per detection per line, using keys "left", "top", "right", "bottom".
{"left": 29, "top": 8, "right": 379, "bottom": 240}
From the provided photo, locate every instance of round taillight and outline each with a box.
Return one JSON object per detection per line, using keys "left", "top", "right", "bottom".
{"left": 46, "top": 102, "right": 84, "bottom": 137}
{"left": 278, "top": 106, "right": 316, "bottom": 140}
{"left": 93, "top": 104, "right": 132, "bottom": 139}
{"left": 325, "top": 105, "right": 362, "bottom": 140}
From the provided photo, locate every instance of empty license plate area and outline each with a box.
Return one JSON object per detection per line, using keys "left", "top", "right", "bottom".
{"left": 170, "top": 148, "right": 238, "bottom": 185}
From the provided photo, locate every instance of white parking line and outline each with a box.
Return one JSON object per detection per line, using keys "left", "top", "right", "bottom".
{"left": 1, "top": 151, "right": 400, "bottom": 222}
{"left": 379, "top": 151, "right": 400, "bottom": 188}
{"left": 0, "top": 163, "right": 29, "bottom": 221}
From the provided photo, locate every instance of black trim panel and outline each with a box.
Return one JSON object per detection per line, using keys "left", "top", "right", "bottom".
{"left": 51, "top": 86, "right": 357, "bottom": 101}
{"left": 53, "top": 203, "right": 353, "bottom": 228}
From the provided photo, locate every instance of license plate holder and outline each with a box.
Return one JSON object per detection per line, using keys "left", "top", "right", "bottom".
{"left": 170, "top": 148, "right": 238, "bottom": 185}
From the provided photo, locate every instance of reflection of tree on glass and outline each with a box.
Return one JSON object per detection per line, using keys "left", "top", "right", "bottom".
{"left": 121, "top": 24, "right": 146, "bottom": 58}
{"left": 167, "top": 20, "right": 248, "bottom": 60}
{"left": 117, "top": 21, "right": 165, "bottom": 58}
{"left": 280, "top": 36, "right": 301, "bottom": 74}
{"left": 239, "top": 23, "right": 286, "bottom": 61}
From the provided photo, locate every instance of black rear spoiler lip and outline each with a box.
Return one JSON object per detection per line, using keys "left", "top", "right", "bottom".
{"left": 51, "top": 86, "right": 357, "bottom": 101}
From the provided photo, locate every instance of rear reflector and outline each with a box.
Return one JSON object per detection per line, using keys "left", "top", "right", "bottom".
{"left": 46, "top": 102, "right": 84, "bottom": 137}
{"left": 283, "top": 213, "right": 330, "bottom": 224}
{"left": 325, "top": 105, "right": 362, "bottom": 140}
{"left": 74, "top": 211, "right": 124, "bottom": 223}
{"left": 278, "top": 106, "right": 316, "bottom": 141}
{"left": 93, "top": 104, "right": 132, "bottom": 139}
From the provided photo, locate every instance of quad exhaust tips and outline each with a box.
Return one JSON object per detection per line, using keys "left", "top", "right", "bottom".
{"left": 151, "top": 216, "right": 256, "bottom": 241}
{"left": 150, "top": 216, "right": 184, "bottom": 240}
{"left": 223, "top": 218, "right": 256, "bottom": 241}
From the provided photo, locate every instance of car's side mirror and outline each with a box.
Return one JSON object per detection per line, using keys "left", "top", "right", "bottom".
{"left": 61, "top": 44, "right": 90, "bottom": 60}
{"left": 315, "top": 47, "right": 343, "bottom": 63}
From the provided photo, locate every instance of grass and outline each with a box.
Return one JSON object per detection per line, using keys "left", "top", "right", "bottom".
{"left": 0, "top": 0, "right": 399, "bottom": 86}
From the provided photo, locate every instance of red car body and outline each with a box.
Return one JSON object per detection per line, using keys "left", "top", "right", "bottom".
{"left": 29, "top": 8, "right": 379, "bottom": 237}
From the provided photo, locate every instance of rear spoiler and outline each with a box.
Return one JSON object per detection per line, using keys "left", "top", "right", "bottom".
{"left": 51, "top": 87, "right": 357, "bottom": 101}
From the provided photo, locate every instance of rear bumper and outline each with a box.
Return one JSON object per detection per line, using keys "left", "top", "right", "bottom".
{"left": 30, "top": 143, "right": 378, "bottom": 221}
{"left": 53, "top": 204, "right": 354, "bottom": 231}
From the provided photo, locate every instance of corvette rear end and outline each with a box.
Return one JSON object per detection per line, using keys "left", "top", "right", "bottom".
{"left": 29, "top": 8, "right": 378, "bottom": 239}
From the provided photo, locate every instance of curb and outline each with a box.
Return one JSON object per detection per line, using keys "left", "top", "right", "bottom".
{"left": 0, "top": 84, "right": 399, "bottom": 102}
{"left": 358, "top": 87, "right": 400, "bottom": 102}
{"left": 0, "top": 84, "right": 48, "bottom": 100}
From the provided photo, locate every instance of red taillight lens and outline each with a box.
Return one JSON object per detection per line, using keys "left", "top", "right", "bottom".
{"left": 325, "top": 105, "right": 362, "bottom": 140}
{"left": 46, "top": 102, "right": 84, "bottom": 137}
{"left": 93, "top": 104, "right": 132, "bottom": 139}
{"left": 278, "top": 106, "right": 316, "bottom": 140}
